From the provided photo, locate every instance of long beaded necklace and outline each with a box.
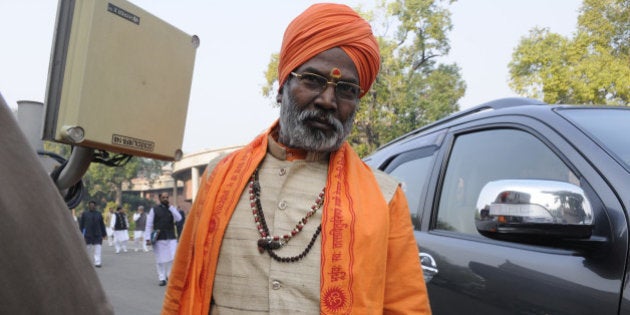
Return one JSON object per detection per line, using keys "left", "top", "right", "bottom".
{"left": 249, "top": 167, "right": 324, "bottom": 263}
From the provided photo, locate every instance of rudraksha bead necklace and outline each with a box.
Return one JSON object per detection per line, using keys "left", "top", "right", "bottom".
{"left": 249, "top": 167, "right": 324, "bottom": 262}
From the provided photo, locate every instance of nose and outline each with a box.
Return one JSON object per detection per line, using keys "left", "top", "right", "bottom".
{"left": 315, "top": 83, "right": 338, "bottom": 110}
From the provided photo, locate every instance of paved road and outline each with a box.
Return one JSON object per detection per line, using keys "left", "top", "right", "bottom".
{"left": 95, "top": 241, "right": 167, "bottom": 314}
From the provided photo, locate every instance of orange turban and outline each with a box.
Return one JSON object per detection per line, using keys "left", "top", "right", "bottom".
{"left": 278, "top": 3, "right": 380, "bottom": 98}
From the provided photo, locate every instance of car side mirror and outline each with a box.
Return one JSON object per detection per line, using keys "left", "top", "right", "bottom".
{"left": 475, "top": 179, "right": 594, "bottom": 240}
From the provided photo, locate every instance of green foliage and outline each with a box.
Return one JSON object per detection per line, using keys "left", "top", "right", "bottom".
{"left": 509, "top": 0, "right": 629, "bottom": 105}
{"left": 262, "top": 53, "right": 280, "bottom": 101}
{"left": 261, "top": 0, "right": 465, "bottom": 156}
{"left": 105, "top": 201, "right": 118, "bottom": 213}
{"left": 43, "top": 141, "right": 71, "bottom": 157}
{"left": 82, "top": 155, "right": 165, "bottom": 207}
{"left": 122, "top": 193, "right": 152, "bottom": 214}
{"left": 82, "top": 156, "right": 139, "bottom": 205}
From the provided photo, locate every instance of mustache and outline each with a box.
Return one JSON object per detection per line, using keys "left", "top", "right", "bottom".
{"left": 297, "top": 110, "right": 343, "bottom": 131}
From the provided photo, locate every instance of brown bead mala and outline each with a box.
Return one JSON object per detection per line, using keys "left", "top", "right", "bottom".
{"left": 249, "top": 167, "right": 324, "bottom": 263}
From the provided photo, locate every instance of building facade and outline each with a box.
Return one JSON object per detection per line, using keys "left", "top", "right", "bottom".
{"left": 122, "top": 146, "right": 241, "bottom": 212}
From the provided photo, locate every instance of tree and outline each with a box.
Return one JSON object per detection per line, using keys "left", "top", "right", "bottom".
{"left": 82, "top": 154, "right": 140, "bottom": 206}
{"left": 83, "top": 154, "right": 166, "bottom": 206}
{"left": 262, "top": 0, "right": 465, "bottom": 156}
{"left": 509, "top": 0, "right": 629, "bottom": 105}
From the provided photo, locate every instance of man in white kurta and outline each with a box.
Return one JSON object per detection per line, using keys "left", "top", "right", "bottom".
{"left": 145, "top": 192, "right": 182, "bottom": 286}
{"left": 132, "top": 205, "right": 149, "bottom": 252}
{"left": 109, "top": 206, "right": 129, "bottom": 253}
{"left": 105, "top": 208, "right": 115, "bottom": 246}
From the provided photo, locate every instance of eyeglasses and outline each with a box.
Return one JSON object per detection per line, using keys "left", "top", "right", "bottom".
{"left": 290, "top": 72, "right": 363, "bottom": 101}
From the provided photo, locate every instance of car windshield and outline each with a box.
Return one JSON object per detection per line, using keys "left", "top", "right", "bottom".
{"left": 558, "top": 107, "right": 630, "bottom": 170}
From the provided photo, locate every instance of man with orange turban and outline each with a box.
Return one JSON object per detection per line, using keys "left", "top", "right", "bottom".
{"left": 163, "top": 3, "right": 431, "bottom": 314}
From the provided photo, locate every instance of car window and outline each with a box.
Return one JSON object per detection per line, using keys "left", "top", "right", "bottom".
{"left": 385, "top": 146, "right": 437, "bottom": 230}
{"left": 436, "top": 128, "right": 578, "bottom": 235}
{"left": 558, "top": 108, "right": 630, "bottom": 170}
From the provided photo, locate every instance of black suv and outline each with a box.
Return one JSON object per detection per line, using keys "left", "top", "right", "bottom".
{"left": 363, "top": 98, "right": 630, "bottom": 314}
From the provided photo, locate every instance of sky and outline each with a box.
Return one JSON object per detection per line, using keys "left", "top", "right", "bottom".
{"left": 0, "top": 0, "right": 582, "bottom": 155}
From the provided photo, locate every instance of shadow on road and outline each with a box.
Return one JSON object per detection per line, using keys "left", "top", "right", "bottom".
{"left": 94, "top": 241, "right": 166, "bottom": 314}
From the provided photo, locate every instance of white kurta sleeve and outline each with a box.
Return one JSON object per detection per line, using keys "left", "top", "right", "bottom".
{"left": 169, "top": 205, "right": 183, "bottom": 222}
{"left": 144, "top": 209, "right": 155, "bottom": 240}
{"left": 109, "top": 213, "right": 116, "bottom": 229}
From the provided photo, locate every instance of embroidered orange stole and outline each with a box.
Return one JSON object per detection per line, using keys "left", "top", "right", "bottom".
{"left": 163, "top": 124, "right": 392, "bottom": 314}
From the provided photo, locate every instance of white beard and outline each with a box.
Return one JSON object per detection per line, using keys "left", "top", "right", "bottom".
{"left": 278, "top": 88, "right": 355, "bottom": 152}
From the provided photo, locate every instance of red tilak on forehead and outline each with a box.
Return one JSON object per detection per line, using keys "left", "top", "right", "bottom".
{"left": 330, "top": 67, "right": 342, "bottom": 79}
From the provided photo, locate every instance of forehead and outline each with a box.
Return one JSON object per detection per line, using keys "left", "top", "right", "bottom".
{"left": 295, "top": 47, "right": 359, "bottom": 81}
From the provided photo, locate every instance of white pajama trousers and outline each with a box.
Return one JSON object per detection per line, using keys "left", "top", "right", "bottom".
{"left": 86, "top": 244, "right": 102, "bottom": 265}
{"left": 113, "top": 230, "right": 129, "bottom": 253}
{"left": 133, "top": 230, "right": 148, "bottom": 251}
{"left": 156, "top": 261, "right": 173, "bottom": 281}
{"left": 153, "top": 239, "right": 177, "bottom": 281}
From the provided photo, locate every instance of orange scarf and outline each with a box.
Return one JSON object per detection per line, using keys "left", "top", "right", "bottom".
{"left": 163, "top": 123, "right": 426, "bottom": 314}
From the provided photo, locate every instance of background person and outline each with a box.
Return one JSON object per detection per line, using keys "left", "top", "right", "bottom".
{"left": 79, "top": 200, "right": 107, "bottom": 267}
{"left": 175, "top": 206, "right": 186, "bottom": 241}
{"left": 110, "top": 205, "right": 129, "bottom": 253}
{"left": 132, "top": 205, "right": 149, "bottom": 252}
{"left": 163, "top": 4, "right": 431, "bottom": 314}
{"left": 105, "top": 207, "right": 115, "bottom": 246}
{"left": 145, "top": 192, "right": 182, "bottom": 286}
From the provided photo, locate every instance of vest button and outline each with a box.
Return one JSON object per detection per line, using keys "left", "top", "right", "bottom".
{"left": 278, "top": 200, "right": 288, "bottom": 210}
{"left": 271, "top": 280, "right": 282, "bottom": 290}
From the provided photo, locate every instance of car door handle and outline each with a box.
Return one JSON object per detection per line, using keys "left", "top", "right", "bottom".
{"left": 420, "top": 252, "right": 438, "bottom": 283}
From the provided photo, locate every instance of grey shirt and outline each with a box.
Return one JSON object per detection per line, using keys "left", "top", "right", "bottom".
{"left": 0, "top": 99, "right": 113, "bottom": 314}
